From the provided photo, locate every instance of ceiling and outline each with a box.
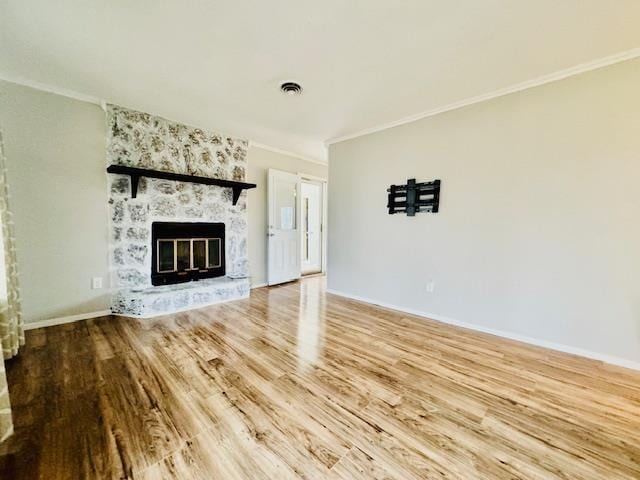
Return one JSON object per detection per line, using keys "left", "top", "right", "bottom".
{"left": 1, "top": 1, "right": 640, "bottom": 163}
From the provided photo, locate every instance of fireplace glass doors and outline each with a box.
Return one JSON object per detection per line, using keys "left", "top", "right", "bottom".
{"left": 152, "top": 222, "right": 225, "bottom": 285}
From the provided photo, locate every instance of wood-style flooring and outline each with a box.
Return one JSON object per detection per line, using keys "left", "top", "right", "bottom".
{"left": 1, "top": 277, "right": 639, "bottom": 479}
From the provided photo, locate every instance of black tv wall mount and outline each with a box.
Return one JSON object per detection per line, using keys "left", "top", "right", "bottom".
{"left": 387, "top": 178, "right": 441, "bottom": 216}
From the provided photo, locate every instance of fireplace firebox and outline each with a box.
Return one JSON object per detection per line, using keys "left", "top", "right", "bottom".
{"left": 151, "top": 222, "right": 225, "bottom": 286}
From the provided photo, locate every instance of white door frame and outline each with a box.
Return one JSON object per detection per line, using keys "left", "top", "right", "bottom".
{"left": 299, "top": 173, "right": 327, "bottom": 275}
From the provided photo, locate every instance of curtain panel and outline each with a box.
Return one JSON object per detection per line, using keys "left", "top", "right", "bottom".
{"left": 0, "top": 129, "right": 23, "bottom": 442}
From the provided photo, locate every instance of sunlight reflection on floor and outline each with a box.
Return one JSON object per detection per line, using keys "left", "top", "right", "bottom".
{"left": 296, "top": 277, "right": 326, "bottom": 372}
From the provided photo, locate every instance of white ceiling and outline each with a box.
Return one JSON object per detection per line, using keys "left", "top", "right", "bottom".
{"left": 2, "top": 1, "right": 640, "bottom": 163}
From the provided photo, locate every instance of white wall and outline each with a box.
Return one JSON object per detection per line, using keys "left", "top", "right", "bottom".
{"left": 247, "top": 146, "right": 327, "bottom": 286}
{"left": 0, "top": 80, "right": 110, "bottom": 321}
{"left": 328, "top": 58, "right": 640, "bottom": 366}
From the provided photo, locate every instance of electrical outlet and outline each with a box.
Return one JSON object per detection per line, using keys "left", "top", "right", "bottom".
{"left": 92, "top": 277, "right": 103, "bottom": 289}
{"left": 426, "top": 281, "right": 435, "bottom": 293}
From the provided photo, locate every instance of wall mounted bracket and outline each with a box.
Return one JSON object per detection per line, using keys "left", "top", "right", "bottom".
{"left": 387, "top": 178, "right": 441, "bottom": 216}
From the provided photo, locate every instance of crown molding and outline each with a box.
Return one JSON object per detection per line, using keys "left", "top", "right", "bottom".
{"left": 0, "top": 73, "right": 327, "bottom": 164}
{"left": 6, "top": 45, "right": 638, "bottom": 160}
{"left": 325, "top": 46, "right": 640, "bottom": 146}
{"left": 250, "top": 141, "right": 327, "bottom": 165}
{"left": 0, "top": 72, "right": 103, "bottom": 105}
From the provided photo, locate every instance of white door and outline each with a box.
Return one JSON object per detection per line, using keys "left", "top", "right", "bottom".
{"left": 301, "top": 181, "right": 322, "bottom": 274}
{"left": 268, "top": 169, "right": 301, "bottom": 285}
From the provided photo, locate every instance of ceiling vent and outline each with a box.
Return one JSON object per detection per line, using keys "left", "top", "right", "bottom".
{"left": 280, "top": 81, "right": 303, "bottom": 95}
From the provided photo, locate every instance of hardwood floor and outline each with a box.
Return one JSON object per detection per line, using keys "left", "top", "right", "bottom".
{"left": 1, "top": 277, "right": 639, "bottom": 479}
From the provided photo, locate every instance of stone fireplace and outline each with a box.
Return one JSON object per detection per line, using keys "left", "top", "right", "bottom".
{"left": 106, "top": 105, "right": 251, "bottom": 317}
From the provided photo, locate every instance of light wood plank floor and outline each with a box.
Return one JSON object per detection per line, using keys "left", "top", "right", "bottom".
{"left": 1, "top": 277, "right": 639, "bottom": 479}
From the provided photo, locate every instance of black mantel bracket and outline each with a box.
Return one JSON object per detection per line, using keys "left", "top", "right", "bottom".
{"left": 106, "top": 165, "right": 256, "bottom": 205}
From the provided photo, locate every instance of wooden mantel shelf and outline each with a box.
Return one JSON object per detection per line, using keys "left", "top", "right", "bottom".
{"left": 106, "top": 165, "right": 256, "bottom": 205}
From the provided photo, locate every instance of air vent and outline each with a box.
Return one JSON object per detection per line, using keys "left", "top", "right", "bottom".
{"left": 280, "top": 82, "right": 303, "bottom": 95}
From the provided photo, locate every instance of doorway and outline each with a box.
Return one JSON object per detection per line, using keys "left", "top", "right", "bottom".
{"left": 300, "top": 179, "right": 324, "bottom": 275}
{"left": 267, "top": 169, "right": 301, "bottom": 285}
{"left": 267, "top": 170, "right": 327, "bottom": 286}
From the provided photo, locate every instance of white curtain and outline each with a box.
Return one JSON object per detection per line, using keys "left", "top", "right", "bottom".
{"left": 0, "top": 129, "right": 23, "bottom": 442}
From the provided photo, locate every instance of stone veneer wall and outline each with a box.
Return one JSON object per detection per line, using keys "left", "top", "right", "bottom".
{"left": 106, "top": 105, "right": 250, "bottom": 315}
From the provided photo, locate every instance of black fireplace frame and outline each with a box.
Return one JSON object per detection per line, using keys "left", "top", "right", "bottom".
{"left": 151, "top": 222, "right": 225, "bottom": 286}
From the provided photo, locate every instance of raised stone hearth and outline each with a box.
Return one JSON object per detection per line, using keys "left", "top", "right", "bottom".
{"left": 106, "top": 105, "right": 251, "bottom": 317}
{"left": 112, "top": 277, "right": 250, "bottom": 317}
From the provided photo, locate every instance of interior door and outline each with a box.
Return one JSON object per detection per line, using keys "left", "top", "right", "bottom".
{"left": 268, "top": 169, "right": 301, "bottom": 285}
{"left": 301, "top": 181, "right": 322, "bottom": 274}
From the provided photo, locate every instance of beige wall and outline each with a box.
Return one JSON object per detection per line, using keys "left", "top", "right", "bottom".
{"left": 328, "top": 58, "right": 640, "bottom": 365}
{"left": 0, "top": 80, "right": 110, "bottom": 322}
{"left": 247, "top": 146, "right": 327, "bottom": 286}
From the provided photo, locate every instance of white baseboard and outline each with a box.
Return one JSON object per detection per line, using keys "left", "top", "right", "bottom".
{"left": 251, "top": 282, "right": 268, "bottom": 289}
{"left": 326, "top": 288, "right": 640, "bottom": 372}
{"left": 24, "top": 287, "right": 260, "bottom": 328}
{"left": 24, "top": 310, "right": 112, "bottom": 330}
